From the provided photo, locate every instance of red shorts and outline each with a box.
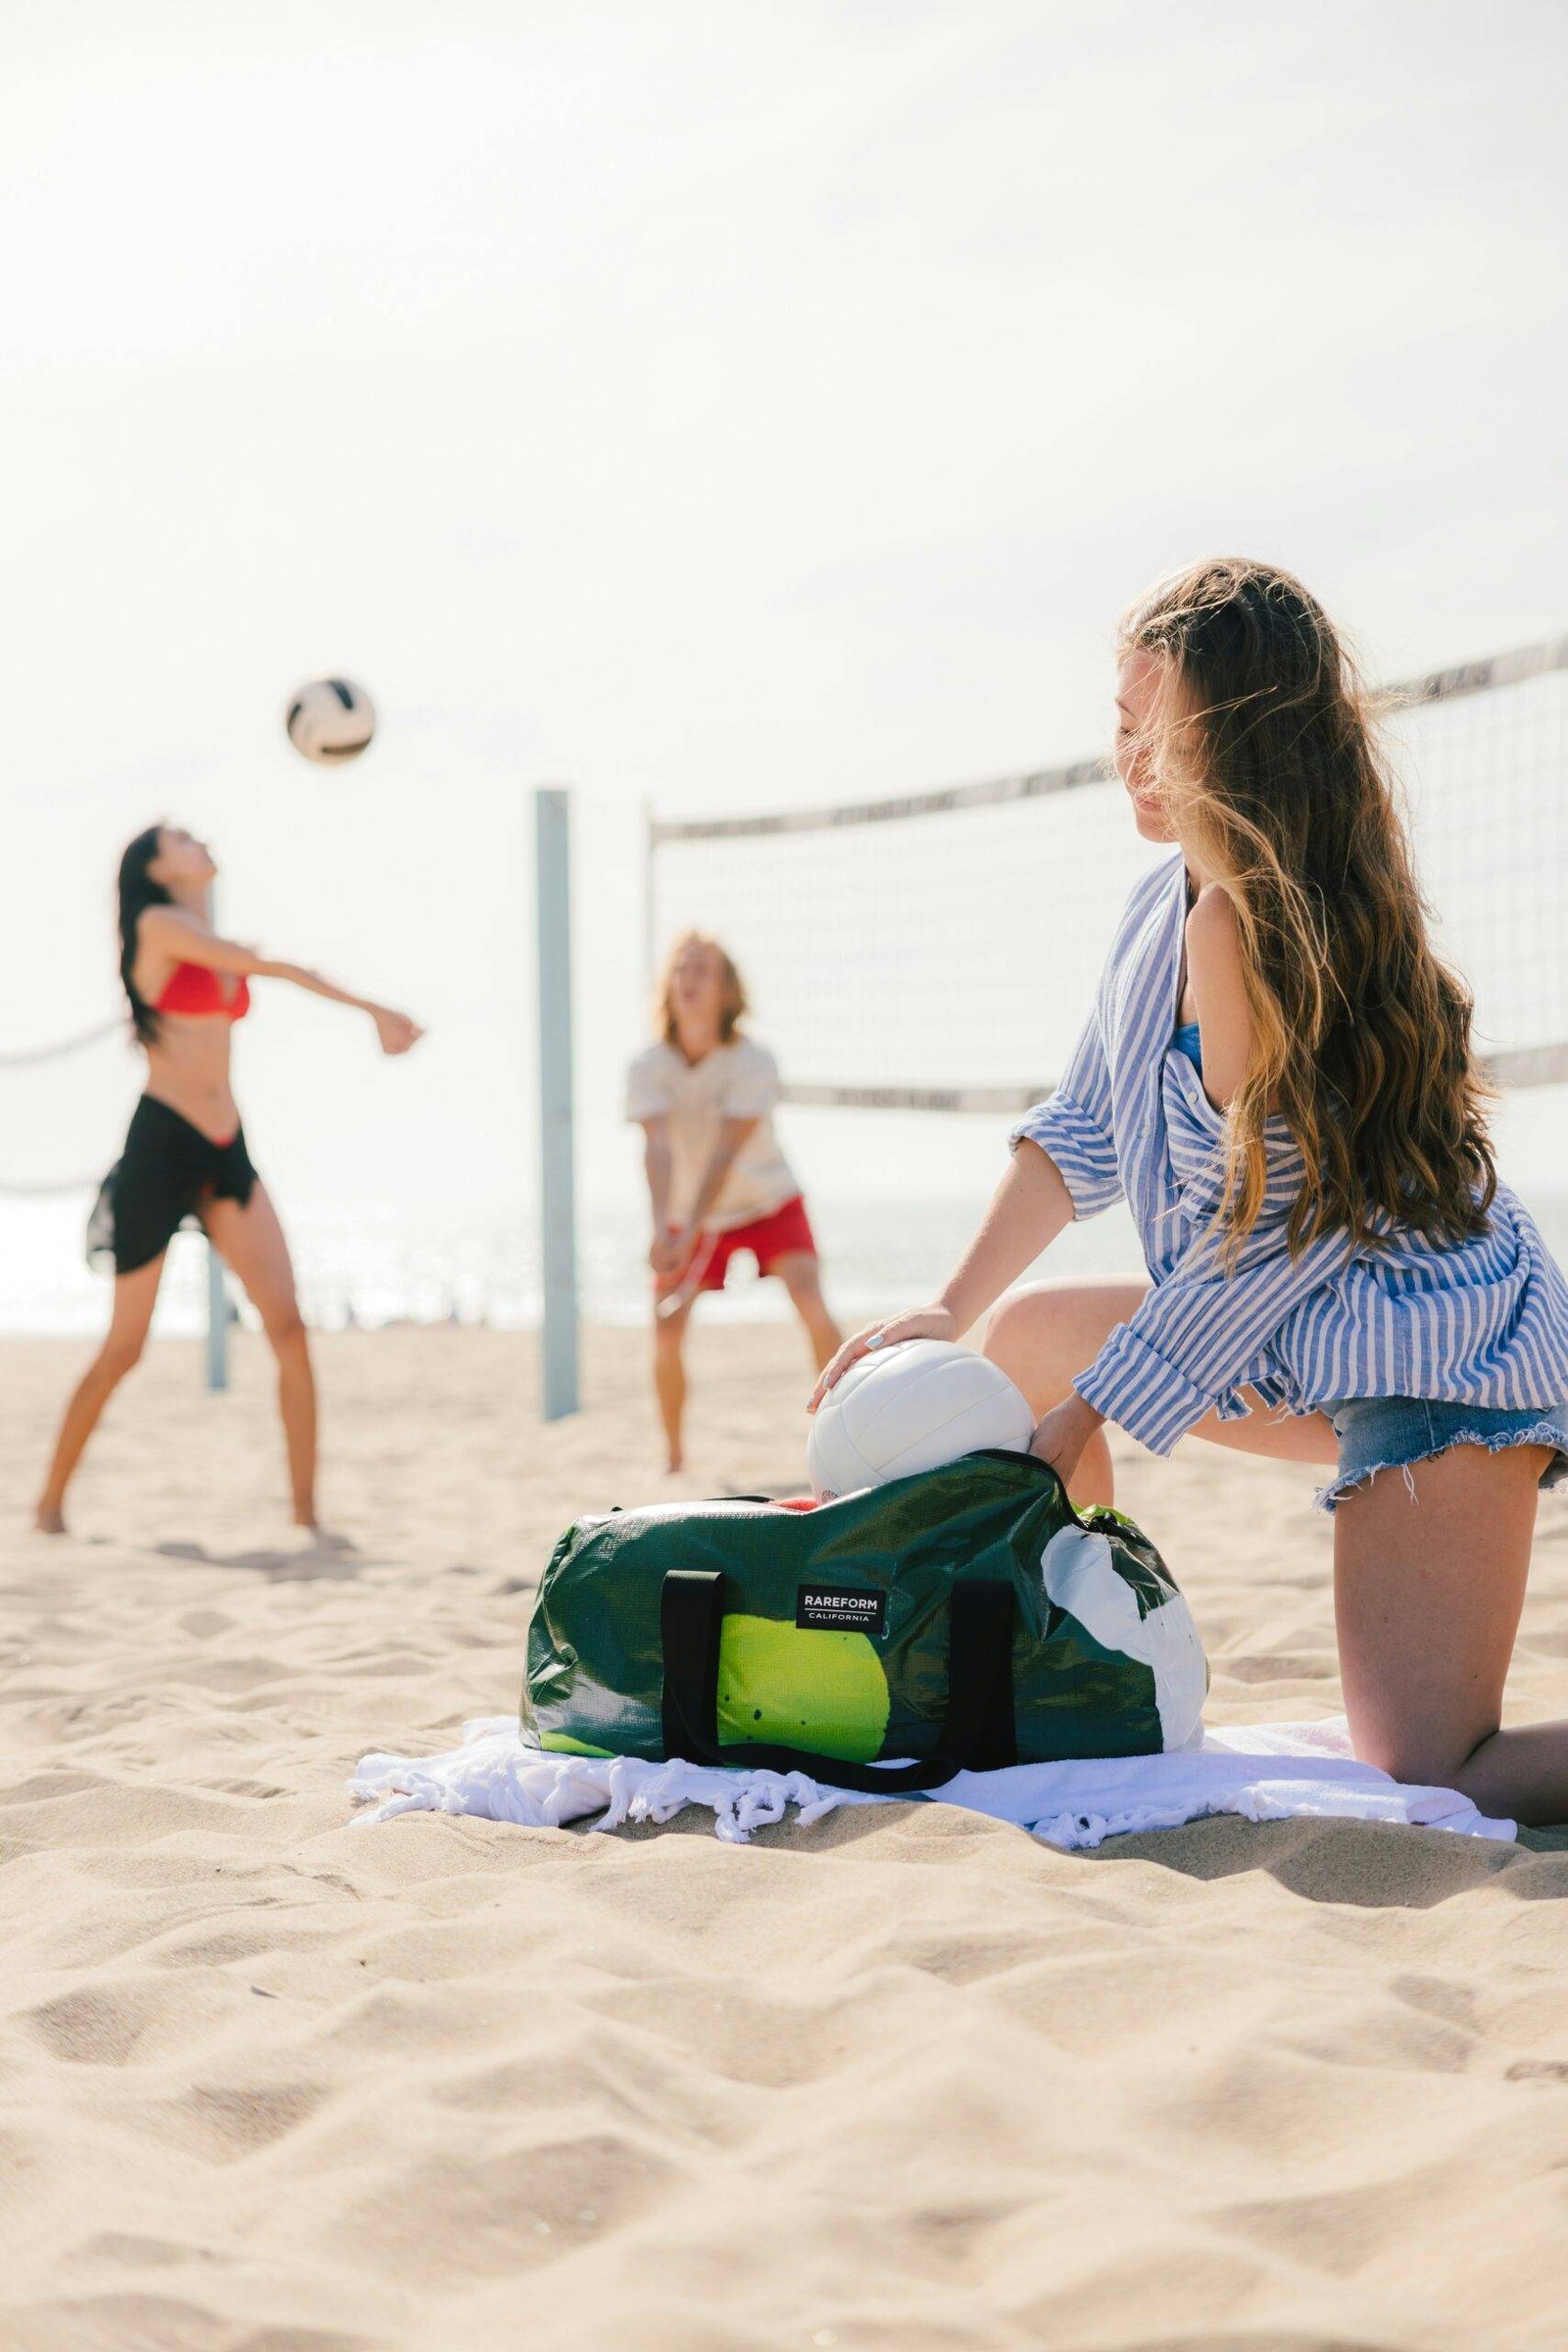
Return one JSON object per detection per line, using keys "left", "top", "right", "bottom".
{"left": 662, "top": 1195, "right": 817, "bottom": 1295}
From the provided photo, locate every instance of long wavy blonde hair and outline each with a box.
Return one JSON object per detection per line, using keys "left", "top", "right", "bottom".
{"left": 1121, "top": 557, "right": 1495, "bottom": 1258}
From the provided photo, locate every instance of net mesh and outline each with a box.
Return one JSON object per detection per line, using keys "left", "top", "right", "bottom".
{"left": 1396, "top": 668, "right": 1568, "bottom": 1076}
{"left": 650, "top": 644, "right": 1568, "bottom": 1105}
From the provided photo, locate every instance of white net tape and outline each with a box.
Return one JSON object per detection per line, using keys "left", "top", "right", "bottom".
{"left": 0, "top": 1018, "right": 122, "bottom": 1071}
{"left": 651, "top": 638, "right": 1568, "bottom": 1108}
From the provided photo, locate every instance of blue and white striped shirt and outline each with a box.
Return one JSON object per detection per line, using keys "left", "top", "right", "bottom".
{"left": 1013, "top": 852, "right": 1568, "bottom": 1455}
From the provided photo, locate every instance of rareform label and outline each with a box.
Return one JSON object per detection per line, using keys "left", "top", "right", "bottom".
{"left": 796, "top": 1584, "right": 888, "bottom": 1638}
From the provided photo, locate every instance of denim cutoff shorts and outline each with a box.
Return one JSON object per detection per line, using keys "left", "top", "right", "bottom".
{"left": 1315, "top": 1395, "right": 1568, "bottom": 1513}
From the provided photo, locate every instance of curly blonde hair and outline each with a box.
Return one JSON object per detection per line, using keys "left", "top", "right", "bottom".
{"left": 1120, "top": 557, "right": 1495, "bottom": 1258}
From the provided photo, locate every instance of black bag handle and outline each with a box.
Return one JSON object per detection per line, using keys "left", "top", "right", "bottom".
{"left": 660, "top": 1568, "right": 1015, "bottom": 1793}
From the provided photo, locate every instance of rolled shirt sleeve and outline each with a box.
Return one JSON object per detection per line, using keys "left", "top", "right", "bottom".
{"left": 1009, "top": 1008, "right": 1124, "bottom": 1219}
{"left": 1075, "top": 1137, "right": 1349, "bottom": 1452}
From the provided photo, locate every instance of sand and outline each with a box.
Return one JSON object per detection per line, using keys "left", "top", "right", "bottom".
{"left": 4, "top": 1322, "right": 1568, "bottom": 2352}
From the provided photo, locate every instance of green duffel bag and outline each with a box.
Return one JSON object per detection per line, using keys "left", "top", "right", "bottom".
{"left": 521, "top": 1449, "right": 1207, "bottom": 1792}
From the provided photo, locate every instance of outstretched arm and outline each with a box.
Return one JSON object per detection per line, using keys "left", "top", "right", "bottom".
{"left": 808, "top": 1138, "right": 1075, "bottom": 1408}
{"left": 254, "top": 959, "right": 421, "bottom": 1054}
{"left": 684, "top": 1116, "right": 759, "bottom": 1233}
{"left": 933, "top": 1140, "right": 1077, "bottom": 1337}
{"left": 138, "top": 905, "right": 261, "bottom": 976}
{"left": 809, "top": 984, "right": 1120, "bottom": 1408}
{"left": 138, "top": 907, "right": 421, "bottom": 1055}
{"left": 643, "top": 1115, "right": 761, "bottom": 1279}
{"left": 638, "top": 1116, "right": 680, "bottom": 1275}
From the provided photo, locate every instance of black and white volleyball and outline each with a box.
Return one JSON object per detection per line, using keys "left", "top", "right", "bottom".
{"left": 284, "top": 676, "right": 376, "bottom": 763}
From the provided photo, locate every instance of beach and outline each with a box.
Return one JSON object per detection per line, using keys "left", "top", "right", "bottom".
{"left": 4, "top": 1323, "right": 1568, "bottom": 2352}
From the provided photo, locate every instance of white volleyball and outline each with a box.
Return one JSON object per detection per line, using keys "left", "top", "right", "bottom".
{"left": 284, "top": 675, "right": 376, "bottom": 763}
{"left": 808, "top": 1339, "right": 1036, "bottom": 1501}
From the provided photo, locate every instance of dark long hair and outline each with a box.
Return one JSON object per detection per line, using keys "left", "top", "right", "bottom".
{"left": 118, "top": 825, "right": 172, "bottom": 1046}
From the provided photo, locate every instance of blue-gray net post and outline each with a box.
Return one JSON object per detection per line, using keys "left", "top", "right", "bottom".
{"left": 206, "top": 876, "right": 229, "bottom": 1393}
{"left": 534, "top": 786, "right": 580, "bottom": 1419}
{"left": 206, "top": 1243, "right": 228, "bottom": 1393}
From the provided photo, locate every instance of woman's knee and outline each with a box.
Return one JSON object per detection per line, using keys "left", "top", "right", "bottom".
{"left": 776, "top": 1257, "right": 822, "bottom": 1309}
{"left": 983, "top": 1286, "right": 1047, "bottom": 1354}
{"left": 653, "top": 1311, "right": 688, "bottom": 1356}
{"left": 983, "top": 1284, "right": 1077, "bottom": 1391}
{"left": 1353, "top": 1715, "right": 1492, "bottom": 1790}
{"left": 264, "top": 1302, "right": 309, "bottom": 1356}
{"left": 98, "top": 1330, "right": 147, "bottom": 1381}
{"left": 984, "top": 1279, "right": 1144, "bottom": 1411}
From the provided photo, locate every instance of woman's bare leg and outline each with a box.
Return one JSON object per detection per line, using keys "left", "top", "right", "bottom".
{"left": 35, "top": 1256, "right": 166, "bottom": 1532}
{"left": 1335, "top": 1440, "right": 1568, "bottom": 1824}
{"left": 987, "top": 1278, "right": 1568, "bottom": 1820}
{"left": 201, "top": 1185, "right": 318, "bottom": 1527}
{"left": 770, "top": 1251, "right": 843, "bottom": 1373}
{"left": 653, "top": 1294, "right": 697, "bottom": 1473}
{"left": 982, "top": 1277, "right": 1338, "bottom": 1507}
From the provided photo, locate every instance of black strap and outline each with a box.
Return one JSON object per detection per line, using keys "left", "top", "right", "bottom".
{"left": 661, "top": 1568, "right": 1015, "bottom": 1793}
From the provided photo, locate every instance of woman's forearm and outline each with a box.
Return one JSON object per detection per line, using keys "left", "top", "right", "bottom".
{"left": 686, "top": 1144, "right": 741, "bottom": 1232}
{"left": 936, "top": 1140, "right": 1075, "bottom": 1337}
{"left": 257, "top": 960, "right": 373, "bottom": 1013}
{"left": 684, "top": 1119, "right": 757, "bottom": 1232}
{"left": 644, "top": 1138, "right": 673, "bottom": 1231}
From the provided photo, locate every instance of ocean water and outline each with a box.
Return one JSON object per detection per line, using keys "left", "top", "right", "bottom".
{"left": 7, "top": 1139, "right": 1568, "bottom": 1346}
{"left": 0, "top": 1176, "right": 1156, "bottom": 1340}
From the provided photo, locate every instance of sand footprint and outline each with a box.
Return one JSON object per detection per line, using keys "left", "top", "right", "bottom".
{"left": 166, "top": 2079, "right": 329, "bottom": 2162}
{"left": 25, "top": 1985, "right": 154, "bottom": 2067}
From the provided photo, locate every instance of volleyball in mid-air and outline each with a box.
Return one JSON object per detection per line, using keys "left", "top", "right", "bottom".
{"left": 807, "top": 1339, "right": 1036, "bottom": 1501}
{"left": 284, "top": 676, "right": 376, "bottom": 763}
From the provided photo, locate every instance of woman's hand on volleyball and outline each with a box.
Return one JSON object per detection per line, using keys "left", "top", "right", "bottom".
{"left": 372, "top": 1006, "right": 423, "bottom": 1056}
{"left": 808, "top": 1305, "right": 958, "bottom": 1413}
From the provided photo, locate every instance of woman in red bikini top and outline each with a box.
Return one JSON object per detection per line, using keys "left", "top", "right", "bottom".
{"left": 34, "top": 822, "right": 422, "bottom": 1539}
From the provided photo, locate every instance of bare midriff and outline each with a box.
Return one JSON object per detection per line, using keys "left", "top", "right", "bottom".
{"left": 134, "top": 958, "right": 244, "bottom": 1146}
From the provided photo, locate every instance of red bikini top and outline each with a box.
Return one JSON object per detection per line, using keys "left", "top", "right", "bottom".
{"left": 154, "top": 962, "right": 251, "bottom": 1021}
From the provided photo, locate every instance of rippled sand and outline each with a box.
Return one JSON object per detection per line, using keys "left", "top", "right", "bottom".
{"left": 3, "top": 1324, "right": 1568, "bottom": 2352}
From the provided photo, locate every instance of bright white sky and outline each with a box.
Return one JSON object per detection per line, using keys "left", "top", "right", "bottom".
{"left": 3, "top": 0, "right": 1565, "bottom": 1241}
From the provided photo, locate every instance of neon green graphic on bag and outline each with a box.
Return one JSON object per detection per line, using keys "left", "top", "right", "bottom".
{"left": 715, "top": 1614, "right": 892, "bottom": 1760}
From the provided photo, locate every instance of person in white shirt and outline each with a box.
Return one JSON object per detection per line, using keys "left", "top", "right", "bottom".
{"left": 626, "top": 932, "right": 841, "bottom": 1471}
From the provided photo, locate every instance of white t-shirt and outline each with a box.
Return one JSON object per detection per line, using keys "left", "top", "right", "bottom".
{"left": 625, "top": 1037, "right": 800, "bottom": 1231}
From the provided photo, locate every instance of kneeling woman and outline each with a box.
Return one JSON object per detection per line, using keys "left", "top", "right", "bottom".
{"left": 813, "top": 560, "right": 1568, "bottom": 1825}
{"left": 35, "top": 823, "right": 422, "bottom": 1535}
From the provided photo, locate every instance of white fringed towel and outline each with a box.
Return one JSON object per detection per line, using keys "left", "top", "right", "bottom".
{"left": 350, "top": 1714, "right": 1515, "bottom": 1849}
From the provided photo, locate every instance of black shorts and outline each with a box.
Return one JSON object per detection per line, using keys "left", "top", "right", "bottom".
{"left": 86, "top": 1095, "right": 258, "bottom": 1276}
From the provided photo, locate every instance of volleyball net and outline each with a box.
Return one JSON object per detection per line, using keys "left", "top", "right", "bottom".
{"left": 647, "top": 635, "right": 1568, "bottom": 1110}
